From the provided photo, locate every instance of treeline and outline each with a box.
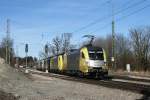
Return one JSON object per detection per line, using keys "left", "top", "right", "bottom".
{"left": 0, "top": 37, "right": 14, "bottom": 65}
{"left": 13, "top": 56, "right": 37, "bottom": 67}
{"left": 94, "top": 26, "right": 150, "bottom": 71}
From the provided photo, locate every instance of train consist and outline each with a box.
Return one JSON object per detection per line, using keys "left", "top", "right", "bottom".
{"left": 37, "top": 45, "right": 108, "bottom": 78}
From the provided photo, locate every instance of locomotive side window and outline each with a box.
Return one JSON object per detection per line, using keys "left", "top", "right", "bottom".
{"left": 81, "top": 52, "right": 85, "bottom": 58}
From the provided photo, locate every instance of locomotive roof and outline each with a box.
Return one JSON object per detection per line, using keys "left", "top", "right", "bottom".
{"left": 67, "top": 49, "right": 80, "bottom": 55}
{"left": 86, "top": 45, "right": 103, "bottom": 51}
{"left": 80, "top": 45, "right": 103, "bottom": 50}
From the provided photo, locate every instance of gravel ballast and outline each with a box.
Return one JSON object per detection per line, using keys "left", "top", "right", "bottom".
{"left": 0, "top": 64, "right": 148, "bottom": 100}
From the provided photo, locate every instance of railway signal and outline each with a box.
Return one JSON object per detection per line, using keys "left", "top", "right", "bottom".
{"left": 25, "top": 43, "right": 29, "bottom": 73}
{"left": 45, "top": 44, "right": 48, "bottom": 54}
{"left": 25, "top": 44, "right": 28, "bottom": 53}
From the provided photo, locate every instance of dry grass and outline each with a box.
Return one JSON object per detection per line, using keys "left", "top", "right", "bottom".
{"left": 110, "top": 69, "right": 150, "bottom": 77}
{"left": 0, "top": 90, "right": 19, "bottom": 100}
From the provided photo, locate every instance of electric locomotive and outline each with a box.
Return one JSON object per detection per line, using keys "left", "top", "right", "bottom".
{"left": 64, "top": 45, "right": 108, "bottom": 77}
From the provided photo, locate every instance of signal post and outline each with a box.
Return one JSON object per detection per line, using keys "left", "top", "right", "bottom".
{"left": 45, "top": 44, "right": 48, "bottom": 73}
{"left": 25, "top": 44, "right": 29, "bottom": 73}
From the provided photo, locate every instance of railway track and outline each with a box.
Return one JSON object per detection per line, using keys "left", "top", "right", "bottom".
{"left": 19, "top": 68, "right": 150, "bottom": 95}
{"left": 111, "top": 75, "right": 150, "bottom": 83}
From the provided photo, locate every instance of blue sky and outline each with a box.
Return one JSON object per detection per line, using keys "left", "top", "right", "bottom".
{"left": 0, "top": 0, "right": 150, "bottom": 58}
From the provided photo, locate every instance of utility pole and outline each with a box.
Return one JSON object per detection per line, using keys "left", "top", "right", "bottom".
{"left": 16, "top": 45, "right": 19, "bottom": 67}
{"left": 8, "top": 47, "right": 11, "bottom": 65}
{"left": 5, "top": 19, "right": 10, "bottom": 64}
{"left": 5, "top": 40, "right": 8, "bottom": 63}
{"left": 111, "top": 0, "right": 116, "bottom": 70}
{"left": 45, "top": 44, "right": 48, "bottom": 73}
{"left": 8, "top": 19, "right": 11, "bottom": 65}
{"left": 25, "top": 44, "right": 28, "bottom": 67}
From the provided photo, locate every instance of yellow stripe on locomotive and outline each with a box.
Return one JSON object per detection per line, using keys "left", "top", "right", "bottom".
{"left": 58, "top": 55, "right": 64, "bottom": 71}
{"left": 79, "top": 47, "right": 89, "bottom": 73}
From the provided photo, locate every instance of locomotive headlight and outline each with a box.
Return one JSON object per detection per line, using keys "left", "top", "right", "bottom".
{"left": 102, "top": 64, "right": 108, "bottom": 70}
{"left": 104, "top": 61, "right": 106, "bottom": 64}
{"left": 104, "top": 62, "right": 108, "bottom": 69}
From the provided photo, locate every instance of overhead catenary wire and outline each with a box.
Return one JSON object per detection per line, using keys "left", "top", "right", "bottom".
{"left": 72, "top": 0, "right": 147, "bottom": 33}
{"left": 99, "top": 0, "right": 111, "bottom": 6}
{"left": 116, "top": 0, "right": 136, "bottom": 10}
{"left": 14, "top": 42, "right": 43, "bottom": 46}
{"left": 94, "top": 0, "right": 111, "bottom": 9}
{"left": 89, "top": 3, "right": 150, "bottom": 33}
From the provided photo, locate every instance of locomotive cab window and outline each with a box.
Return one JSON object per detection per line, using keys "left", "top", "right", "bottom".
{"left": 89, "top": 51, "right": 104, "bottom": 60}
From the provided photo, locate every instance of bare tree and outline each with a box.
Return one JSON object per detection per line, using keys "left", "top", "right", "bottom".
{"left": 48, "top": 44, "right": 56, "bottom": 56}
{"left": 115, "top": 34, "right": 133, "bottom": 70}
{"left": 38, "top": 51, "right": 47, "bottom": 59}
{"left": 104, "top": 35, "right": 113, "bottom": 68}
{"left": 52, "top": 36, "right": 62, "bottom": 55}
{"left": 0, "top": 37, "right": 14, "bottom": 65}
{"left": 130, "top": 27, "right": 150, "bottom": 71}
{"left": 48, "top": 33, "right": 73, "bottom": 56}
{"left": 62, "top": 33, "right": 72, "bottom": 53}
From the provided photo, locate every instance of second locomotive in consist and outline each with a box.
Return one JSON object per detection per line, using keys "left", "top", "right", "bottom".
{"left": 38, "top": 45, "right": 108, "bottom": 78}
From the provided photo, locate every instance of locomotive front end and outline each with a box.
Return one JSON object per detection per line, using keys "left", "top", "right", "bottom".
{"left": 86, "top": 47, "right": 108, "bottom": 77}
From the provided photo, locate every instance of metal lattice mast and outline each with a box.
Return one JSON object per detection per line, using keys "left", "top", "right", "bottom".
{"left": 111, "top": 0, "right": 115, "bottom": 69}
{"left": 5, "top": 19, "right": 10, "bottom": 64}
{"left": 16, "top": 45, "right": 19, "bottom": 67}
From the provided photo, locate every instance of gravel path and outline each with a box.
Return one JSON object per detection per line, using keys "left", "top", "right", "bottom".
{"left": 0, "top": 64, "right": 148, "bottom": 100}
